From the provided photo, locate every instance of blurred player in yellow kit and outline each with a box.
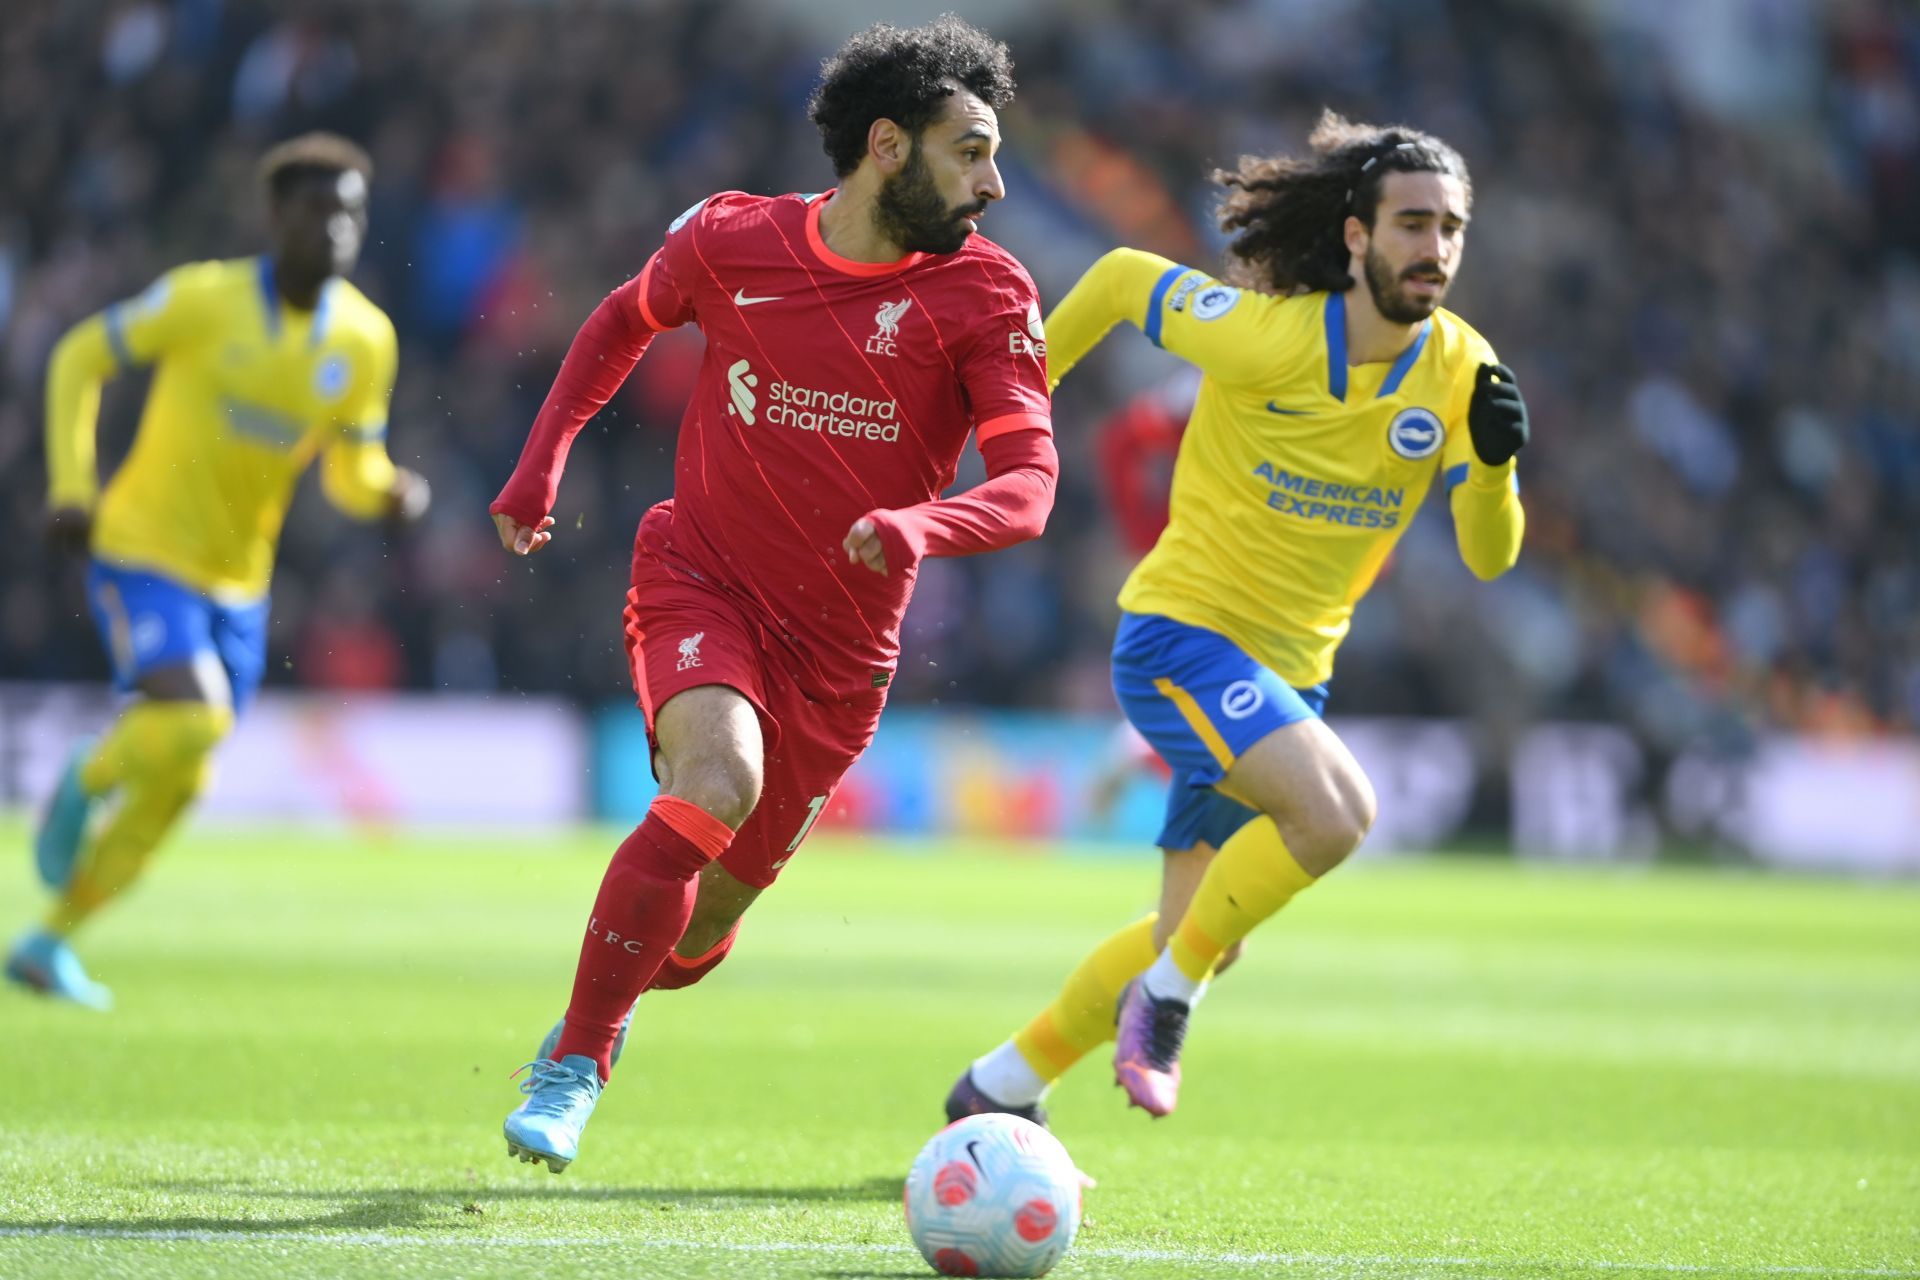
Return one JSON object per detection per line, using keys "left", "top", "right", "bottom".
{"left": 7, "top": 134, "right": 429, "bottom": 1009}
{"left": 948, "top": 112, "right": 1531, "bottom": 1121}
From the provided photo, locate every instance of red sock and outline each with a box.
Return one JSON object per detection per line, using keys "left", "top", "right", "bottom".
{"left": 552, "top": 795, "right": 734, "bottom": 1079}
{"left": 647, "top": 923, "right": 741, "bottom": 991}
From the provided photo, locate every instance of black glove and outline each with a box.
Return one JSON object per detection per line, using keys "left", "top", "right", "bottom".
{"left": 45, "top": 507, "right": 93, "bottom": 557}
{"left": 1467, "top": 362, "right": 1529, "bottom": 466}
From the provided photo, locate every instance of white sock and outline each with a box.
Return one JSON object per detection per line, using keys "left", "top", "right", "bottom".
{"left": 970, "top": 1040, "right": 1049, "bottom": 1108}
{"left": 1140, "top": 948, "right": 1202, "bottom": 1004}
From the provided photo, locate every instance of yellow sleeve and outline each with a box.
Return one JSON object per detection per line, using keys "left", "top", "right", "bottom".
{"left": 44, "top": 267, "right": 206, "bottom": 508}
{"left": 320, "top": 317, "right": 399, "bottom": 520}
{"left": 321, "top": 437, "right": 398, "bottom": 520}
{"left": 1442, "top": 411, "right": 1524, "bottom": 581}
{"left": 45, "top": 315, "right": 120, "bottom": 509}
{"left": 1045, "top": 248, "right": 1285, "bottom": 390}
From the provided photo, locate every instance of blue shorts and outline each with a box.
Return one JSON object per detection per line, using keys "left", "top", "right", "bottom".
{"left": 86, "top": 561, "right": 271, "bottom": 713}
{"left": 1111, "top": 612, "right": 1329, "bottom": 852}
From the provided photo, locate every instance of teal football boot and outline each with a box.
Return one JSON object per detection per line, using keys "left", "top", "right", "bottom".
{"left": 34, "top": 746, "right": 96, "bottom": 890}
{"left": 504, "top": 1055, "right": 603, "bottom": 1173}
{"left": 5, "top": 929, "right": 113, "bottom": 1011}
{"left": 536, "top": 1002, "right": 636, "bottom": 1068}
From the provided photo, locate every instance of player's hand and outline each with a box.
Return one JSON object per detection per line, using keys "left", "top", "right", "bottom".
{"left": 493, "top": 511, "right": 556, "bottom": 556}
{"left": 388, "top": 467, "right": 432, "bottom": 525}
{"left": 45, "top": 506, "right": 92, "bottom": 556}
{"left": 843, "top": 516, "right": 887, "bottom": 575}
{"left": 1468, "top": 362, "right": 1529, "bottom": 466}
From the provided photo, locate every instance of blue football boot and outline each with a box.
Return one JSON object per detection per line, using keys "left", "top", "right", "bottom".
{"left": 34, "top": 746, "right": 96, "bottom": 890}
{"left": 536, "top": 1002, "right": 636, "bottom": 1068}
{"left": 5, "top": 929, "right": 113, "bottom": 1011}
{"left": 504, "top": 1055, "right": 603, "bottom": 1173}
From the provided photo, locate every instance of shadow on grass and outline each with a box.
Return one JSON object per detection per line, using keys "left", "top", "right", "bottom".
{"left": 0, "top": 1174, "right": 906, "bottom": 1239}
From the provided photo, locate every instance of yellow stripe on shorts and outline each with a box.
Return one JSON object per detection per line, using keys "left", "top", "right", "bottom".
{"left": 1152, "top": 677, "right": 1236, "bottom": 770}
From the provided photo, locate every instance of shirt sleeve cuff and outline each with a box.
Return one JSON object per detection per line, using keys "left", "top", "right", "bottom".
{"left": 1447, "top": 459, "right": 1518, "bottom": 493}
{"left": 976, "top": 411, "right": 1051, "bottom": 444}
{"left": 635, "top": 253, "right": 668, "bottom": 332}
{"left": 489, "top": 492, "right": 547, "bottom": 527}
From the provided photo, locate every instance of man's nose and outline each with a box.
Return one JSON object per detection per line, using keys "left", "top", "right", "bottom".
{"left": 976, "top": 159, "right": 1005, "bottom": 203}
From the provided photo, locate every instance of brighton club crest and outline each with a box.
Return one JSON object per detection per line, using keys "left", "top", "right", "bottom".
{"left": 1387, "top": 407, "right": 1445, "bottom": 460}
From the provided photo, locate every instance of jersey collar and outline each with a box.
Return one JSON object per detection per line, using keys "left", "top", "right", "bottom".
{"left": 308, "top": 279, "right": 336, "bottom": 348}
{"left": 1323, "top": 290, "right": 1432, "bottom": 402}
{"left": 256, "top": 255, "right": 281, "bottom": 339}
{"left": 256, "top": 255, "right": 336, "bottom": 347}
{"left": 804, "top": 191, "right": 927, "bottom": 278}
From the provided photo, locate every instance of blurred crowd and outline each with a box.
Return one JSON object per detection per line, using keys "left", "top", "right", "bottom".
{"left": 3, "top": 0, "right": 1917, "bottom": 760}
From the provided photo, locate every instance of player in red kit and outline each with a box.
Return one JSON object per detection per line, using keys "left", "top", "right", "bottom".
{"left": 487, "top": 18, "right": 1055, "bottom": 1173}
{"left": 1095, "top": 368, "right": 1198, "bottom": 561}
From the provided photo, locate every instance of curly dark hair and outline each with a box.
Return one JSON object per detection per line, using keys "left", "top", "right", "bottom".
{"left": 809, "top": 15, "right": 1016, "bottom": 178}
{"left": 1214, "top": 110, "right": 1471, "bottom": 295}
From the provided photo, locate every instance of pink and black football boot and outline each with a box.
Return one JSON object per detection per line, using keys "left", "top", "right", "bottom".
{"left": 943, "top": 1068, "right": 1049, "bottom": 1131}
{"left": 1112, "top": 979, "right": 1187, "bottom": 1117}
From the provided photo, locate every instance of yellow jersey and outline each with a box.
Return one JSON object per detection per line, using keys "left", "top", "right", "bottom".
{"left": 1047, "top": 248, "right": 1523, "bottom": 687}
{"left": 46, "top": 256, "right": 400, "bottom": 602}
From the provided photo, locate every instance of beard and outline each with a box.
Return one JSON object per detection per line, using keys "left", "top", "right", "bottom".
{"left": 874, "top": 143, "right": 983, "bottom": 255}
{"left": 1364, "top": 245, "right": 1445, "bottom": 324}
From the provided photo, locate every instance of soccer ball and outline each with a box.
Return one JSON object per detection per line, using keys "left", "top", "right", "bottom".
{"left": 903, "top": 1113, "right": 1083, "bottom": 1278}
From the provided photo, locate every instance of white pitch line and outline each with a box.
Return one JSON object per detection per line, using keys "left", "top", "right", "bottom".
{"left": 0, "top": 1226, "right": 1912, "bottom": 1278}
{"left": 1073, "top": 1245, "right": 1920, "bottom": 1278}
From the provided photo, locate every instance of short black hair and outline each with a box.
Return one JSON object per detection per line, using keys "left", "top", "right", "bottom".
{"left": 257, "top": 132, "right": 374, "bottom": 204}
{"left": 808, "top": 16, "right": 1015, "bottom": 178}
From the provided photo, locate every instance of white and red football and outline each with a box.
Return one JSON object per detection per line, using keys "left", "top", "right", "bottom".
{"left": 903, "top": 1112, "right": 1083, "bottom": 1278}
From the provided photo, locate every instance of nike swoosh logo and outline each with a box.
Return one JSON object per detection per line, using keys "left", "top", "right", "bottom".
{"left": 965, "top": 1141, "right": 987, "bottom": 1174}
{"left": 733, "top": 290, "right": 781, "bottom": 306}
{"left": 1265, "top": 402, "right": 1312, "bottom": 416}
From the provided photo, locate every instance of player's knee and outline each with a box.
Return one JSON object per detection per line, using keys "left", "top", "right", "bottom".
{"left": 140, "top": 701, "right": 233, "bottom": 797}
{"left": 1292, "top": 767, "right": 1375, "bottom": 872}
{"left": 1343, "top": 767, "right": 1378, "bottom": 846}
{"left": 651, "top": 925, "right": 741, "bottom": 991}
{"left": 668, "top": 751, "right": 762, "bottom": 830}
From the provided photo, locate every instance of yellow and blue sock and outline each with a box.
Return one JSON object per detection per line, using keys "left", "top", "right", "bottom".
{"left": 48, "top": 700, "right": 231, "bottom": 936}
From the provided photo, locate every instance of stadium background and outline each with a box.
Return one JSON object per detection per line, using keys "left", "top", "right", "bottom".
{"left": 1, "top": 0, "right": 1917, "bottom": 870}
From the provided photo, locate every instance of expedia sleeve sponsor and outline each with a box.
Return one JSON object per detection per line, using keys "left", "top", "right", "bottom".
{"left": 1252, "top": 462, "right": 1404, "bottom": 528}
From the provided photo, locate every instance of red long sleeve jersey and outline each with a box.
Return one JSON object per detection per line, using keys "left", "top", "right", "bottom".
{"left": 1096, "top": 370, "right": 1199, "bottom": 557}
{"left": 494, "top": 190, "right": 1054, "bottom": 697}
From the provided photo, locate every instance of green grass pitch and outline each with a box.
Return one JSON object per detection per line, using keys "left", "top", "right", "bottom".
{"left": 1, "top": 821, "right": 1916, "bottom": 1279}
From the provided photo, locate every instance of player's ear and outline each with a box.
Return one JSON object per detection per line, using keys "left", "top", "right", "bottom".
{"left": 868, "top": 118, "right": 908, "bottom": 175}
{"left": 1343, "top": 213, "right": 1369, "bottom": 261}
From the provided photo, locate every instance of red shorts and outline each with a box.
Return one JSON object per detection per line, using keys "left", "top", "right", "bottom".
{"left": 622, "top": 550, "right": 885, "bottom": 889}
